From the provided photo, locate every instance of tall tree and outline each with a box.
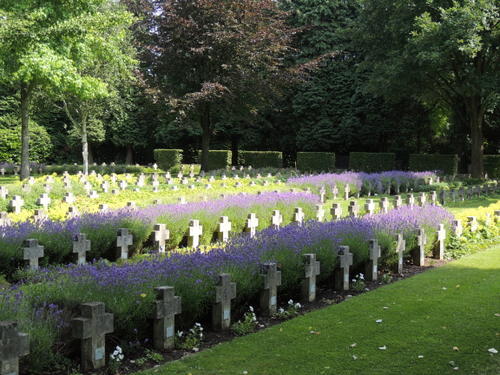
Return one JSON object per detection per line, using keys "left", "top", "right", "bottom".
{"left": 153, "top": 0, "right": 295, "bottom": 171}
{"left": 0, "top": 0, "right": 132, "bottom": 179}
{"left": 355, "top": 0, "right": 499, "bottom": 177}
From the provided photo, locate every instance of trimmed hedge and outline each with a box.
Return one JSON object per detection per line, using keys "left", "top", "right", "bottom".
{"left": 153, "top": 149, "right": 183, "bottom": 171}
{"left": 239, "top": 151, "right": 283, "bottom": 168}
{"left": 197, "top": 150, "right": 232, "bottom": 170}
{"left": 349, "top": 152, "right": 395, "bottom": 172}
{"left": 409, "top": 154, "right": 459, "bottom": 175}
{"left": 484, "top": 155, "right": 500, "bottom": 178}
{"left": 297, "top": 152, "right": 336, "bottom": 172}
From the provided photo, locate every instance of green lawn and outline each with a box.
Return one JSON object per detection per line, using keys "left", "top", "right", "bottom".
{"left": 141, "top": 245, "right": 500, "bottom": 375}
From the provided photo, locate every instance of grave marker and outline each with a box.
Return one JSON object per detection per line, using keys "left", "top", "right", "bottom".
{"left": 23, "top": 239, "right": 44, "bottom": 270}
{"left": 212, "top": 274, "right": 236, "bottom": 330}
{"left": 315, "top": 204, "right": 325, "bottom": 222}
{"left": 335, "top": 246, "right": 353, "bottom": 291}
{"left": 37, "top": 193, "right": 51, "bottom": 210}
{"left": 98, "top": 204, "right": 108, "bottom": 212}
{"left": 116, "top": 228, "right": 133, "bottom": 260}
{"left": 418, "top": 192, "right": 426, "bottom": 206}
{"left": 0, "top": 321, "right": 29, "bottom": 375}
{"left": 0, "top": 187, "right": 7, "bottom": 200}
{"left": 430, "top": 191, "right": 437, "bottom": 206}
{"left": 154, "top": 224, "right": 170, "bottom": 253}
{"left": 218, "top": 216, "right": 232, "bottom": 243}
{"left": 73, "top": 233, "right": 91, "bottom": 265}
{"left": 63, "top": 192, "right": 75, "bottom": 204}
{"left": 467, "top": 216, "right": 478, "bottom": 232}
{"left": 260, "top": 263, "right": 281, "bottom": 316}
{"left": 395, "top": 233, "right": 405, "bottom": 274}
{"left": 365, "top": 199, "right": 375, "bottom": 215}
{"left": 435, "top": 224, "right": 446, "bottom": 260}
{"left": 245, "top": 213, "right": 259, "bottom": 238}
{"left": 348, "top": 201, "right": 359, "bottom": 218}
{"left": 413, "top": 228, "right": 426, "bottom": 266}
{"left": 452, "top": 219, "right": 463, "bottom": 237}
{"left": 32, "top": 209, "right": 47, "bottom": 222}
{"left": 302, "top": 253, "right": 320, "bottom": 302}
{"left": 331, "top": 203, "right": 342, "bottom": 220}
{"left": 153, "top": 286, "right": 181, "bottom": 350}
{"left": 394, "top": 195, "right": 403, "bottom": 209}
{"left": 271, "top": 210, "right": 282, "bottom": 230}
{"left": 407, "top": 194, "right": 415, "bottom": 209}
{"left": 366, "top": 239, "right": 381, "bottom": 281}
{"left": 380, "top": 197, "right": 389, "bottom": 214}
{"left": 332, "top": 184, "right": 339, "bottom": 200}
{"left": 188, "top": 219, "right": 202, "bottom": 248}
{"left": 294, "top": 207, "right": 305, "bottom": 226}
{"left": 0, "top": 212, "right": 11, "bottom": 226}
{"left": 344, "top": 184, "right": 350, "bottom": 200}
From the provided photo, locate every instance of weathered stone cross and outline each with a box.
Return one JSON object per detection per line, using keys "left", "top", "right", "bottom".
{"left": 407, "top": 194, "right": 415, "bottom": 209}
{"left": 332, "top": 184, "right": 339, "bottom": 200}
{"left": 418, "top": 192, "right": 426, "bottom": 206}
{"left": 212, "top": 273, "right": 236, "bottom": 330}
{"left": 434, "top": 224, "right": 446, "bottom": 260}
{"left": 271, "top": 210, "right": 283, "bottom": 229}
{"left": 246, "top": 213, "right": 259, "bottom": 238}
{"left": 315, "top": 204, "right": 325, "bottom": 222}
{"left": 0, "top": 212, "right": 11, "bottom": 226}
{"left": 335, "top": 246, "right": 353, "bottom": 291}
{"left": 413, "top": 228, "right": 427, "bottom": 266}
{"left": 394, "top": 195, "right": 403, "bottom": 209}
{"left": 0, "top": 321, "right": 30, "bottom": 375}
{"left": 467, "top": 216, "right": 478, "bottom": 232}
{"left": 294, "top": 207, "right": 305, "bottom": 226}
{"left": 218, "top": 216, "right": 232, "bottom": 243}
{"left": 260, "top": 263, "right": 281, "bottom": 316}
{"left": 0, "top": 186, "right": 7, "bottom": 200}
{"left": 343, "top": 184, "right": 350, "bottom": 200}
{"left": 71, "top": 302, "right": 114, "bottom": 371}
{"left": 395, "top": 233, "right": 405, "bottom": 274}
{"left": 188, "top": 219, "right": 203, "bottom": 248}
{"left": 116, "top": 228, "right": 133, "bottom": 259}
{"left": 364, "top": 199, "right": 376, "bottom": 215}
{"left": 153, "top": 223, "right": 170, "bottom": 253}
{"left": 23, "top": 239, "right": 44, "bottom": 270}
{"left": 452, "top": 219, "right": 462, "bottom": 237}
{"left": 348, "top": 201, "right": 359, "bottom": 218}
{"left": 430, "top": 191, "right": 437, "bottom": 206}
{"left": 153, "top": 286, "right": 182, "bottom": 350}
{"left": 37, "top": 193, "right": 51, "bottom": 210}
{"left": 73, "top": 233, "right": 91, "bottom": 265}
{"left": 331, "top": 203, "right": 342, "bottom": 220}
{"left": 379, "top": 197, "right": 389, "bottom": 214}
{"left": 366, "top": 239, "right": 381, "bottom": 281}
{"left": 63, "top": 192, "right": 75, "bottom": 204}
{"left": 302, "top": 253, "right": 320, "bottom": 302}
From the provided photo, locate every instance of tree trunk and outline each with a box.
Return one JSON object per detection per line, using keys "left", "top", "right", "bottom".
{"left": 466, "top": 97, "right": 484, "bottom": 178}
{"left": 88, "top": 143, "right": 94, "bottom": 165}
{"left": 125, "top": 144, "right": 133, "bottom": 165}
{"left": 231, "top": 134, "right": 239, "bottom": 166}
{"left": 82, "top": 116, "right": 89, "bottom": 175}
{"left": 20, "top": 83, "right": 33, "bottom": 180}
{"left": 200, "top": 105, "right": 211, "bottom": 172}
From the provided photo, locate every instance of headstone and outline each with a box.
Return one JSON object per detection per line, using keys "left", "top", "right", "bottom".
{"left": 439, "top": 190, "right": 446, "bottom": 205}
{"left": 394, "top": 195, "right": 403, "bottom": 209}
{"left": 430, "top": 191, "right": 437, "bottom": 206}
{"left": 366, "top": 239, "right": 381, "bottom": 281}
{"left": 212, "top": 273, "right": 236, "bottom": 330}
{"left": 348, "top": 201, "right": 359, "bottom": 218}
{"left": 364, "top": 199, "right": 375, "bottom": 215}
{"left": 467, "top": 216, "right": 478, "bottom": 232}
{"left": 178, "top": 197, "right": 187, "bottom": 205}
{"left": 271, "top": 210, "right": 282, "bottom": 230}
{"left": 494, "top": 210, "right": 500, "bottom": 224}
{"left": 0, "top": 212, "right": 11, "bottom": 226}
{"left": 63, "top": 192, "right": 75, "bottom": 204}
{"left": 116, "top": 228, "right": 133, "bottom": 259}
{"left": 37, "top": 193, "right": 51, "bottom": 210}
{"left": 395, "top": 233, "right": 405, "bottom": 274}
{"left": 452, "top": 219, "right": 463, "bottom": 237}
{"left": 413, "top": 228, "right": 426, "bottom": 266}
{"left": 451, "top": 189, "right": 457, "bottom": 202}
{"left": 71, "top": 302, "right": 114, "bottom": 371}
{"left": 260, "top": 263, "right": 281, "bottom": 316}
{"left": 0, "top": 321, "right": 30, "bottom": 375}
{"left": 319, "top": 187, "right": 326, "bottom": 203}
{"left": 154, "top": 224, "right": 169, "bottom": 253}
{"left": 67, "top": 206, "right": 79, "bottom": 219}
{"left": 335, "top": 246, "right": 353, "bottom": 291}
{"left": 0, "top": 186, "right": 7, "bottom": 200}
{"left": 380, "top": 197, "right": 389, "bottom": 214}
{"left": 32, "top": 209, "right": 47, "bottom": 222}
{"left": 73, "top": 233, "right": 91, "bottom": 265}
{"left": 98, "top": 204, "right": 108, "bottom": 212}
{"left": 331, "top": 202, "right": 343, "bottom": 220}
{"left": 126, "top": 201, "right": 136, "bottom": 209}
{"left": 188, "top": 219, "right": 202, "bottom": 248}
{"left": 315, "top": 204, "right": 325, "bottom": 222}
{"left": 245, "top": 213, "right": 259, "bottom": 238}
{"left": 43, "top": 183, "right": 52, "bottom": 193}
{"left": 218, "top": 216, "right": 232, "bottom": 243}
{"left": 344, "top": 184, "right": 350, "bottom": 200}
{"left": 88, "top": 190, "right": 99, "bottom": 199}
{"left": 435, "top": 224, "right": 446, "bottom": 260}
{"left": 407, "top": 194, "right": 415, "bottom": 209}
{"left": 153, "top": 286, "right": 181, "bottom": 350}
{"left": 331, "top": 184, "right": 339, "bottom": 200}
{"left": 23, "top": 239, "right": 44, "bottom": 270}
{"left": 119, "top": 180, "right": 128, "bottom": 191}
{"left": 302, "top": 253, "right": 320, "bottom": 302}
{"left": 294, "top": 207, "right": 305, "bottom": 226}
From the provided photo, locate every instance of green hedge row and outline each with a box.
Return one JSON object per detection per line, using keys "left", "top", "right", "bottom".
{"left": 349, "top": 152, "right": 395, "bottom": 172}
{"left": 198, "top": 150, "right": 232, "bottom": 170}
{"left": 41, "top": 164, "right": 157, "bottom": 175}
{"left": 484, "top": 155, "right": 500, "bottom": 178}
{"left": 409, "top": 154, "right": 458, "bottom": 175}
{"left": 296, "top": 152, "right": 335, "bottom": 172}
{"left": 239, "top": 151, "right": 283, "bottom": 168}
{"left": 153, "top": 149, "right": 183, "bottom": 171}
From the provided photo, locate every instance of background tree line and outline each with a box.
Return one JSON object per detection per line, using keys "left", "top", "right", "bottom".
{"left": 0, "top": 0, "right": 498, "bottom": 177}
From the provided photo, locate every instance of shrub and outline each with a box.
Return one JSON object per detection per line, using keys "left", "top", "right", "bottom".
{"left": 197, "top": 150, "right": 231, "bottom": 170}
{"left": 296, "top": 152, "right": 335, "bottom": 172}
{"left": 349, "top": 152, "right": 395, "bottom": 172}
{"left": 484, "top": 155, "right": 500, "bottom": 178}
{"left": 153, "top": 149, "right": 183, "bottom": 171}
{"left": 40, "top": 164, "right": 156, "bottom": 175}
{"left": 239, "top": 151, "right": 283, "bottom": 168}
{"left": 409, "top": 154, "right": 459, "bottom": 175}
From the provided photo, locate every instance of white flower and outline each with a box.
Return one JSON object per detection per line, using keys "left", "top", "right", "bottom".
{"left": 177, "top": 330, "right": 184, "bottom": 337}
{"left": 116, "top": 346, "right": 122, "bottom": 352}
{"left": 278, "top": 308, "right": 284, "bottom": 313}
{"left": 195, "top": 322, "right": 201, "bottom": 327}
{"left": 359, "top": 273, "right": 365, "bottom": 280}
{"left": 288, "top": 299, "right": 294, "bottom": 305}
{"left": 488, "top": 348, "right": 498, "bottom": 354}
{"left": 118, "top": 354, "right": 124, "bottom": 361}
{"left": 352, "top": 279, "right": 356, "bottom": 282}
{"left": 112, "top": 350, "right": 119, "bottom": 357}
{"left": 376, "top": 319, "right": 383, "bottom": 323}
{"left": 378, "top": 345, "right": 387, "bottom": 350}
{"left": 418, "top": 355, "right": 424, "bottom": 359}
{"left": 295, "top": 303, "right": 302, "bottom": 309}
{"left": 249, "top": 306, "right": 254, "bottom": 312}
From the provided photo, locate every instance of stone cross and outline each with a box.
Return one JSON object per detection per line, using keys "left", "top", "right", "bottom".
{"left": 439, "top": 190, "right": 446, "bottom": 205}
{"left": 494, "top": 210, "right": 500, "bottom": 224}
{"left": 0, "top": 186, "right": 7, "bottom": 200}
{"left": 407, "top": 194, "right": 415, "bottom": 209}
{"left": 116, "top": 228, "right": 133, "bottom": 259}
{"left": 188, "top": 219, "right": 203, "bottom": 248}
{"left": 319, "top": 186, "right": 326, "bottom": 203}
{"left": 43, "top": 183, "right": 52, "bottom": 193}
{"left": 315, "top": 204, "right": 325, "bottom": 222}
{"left": 343, "top": 184, "right": 350, "bottom": 200}
{"left": 450, "top": 189, "right": 457, "bottom": 202}
{"left": 430, "top": 191, "right": 437, "bottom": 206}
{"left": 246, "top": 213, "right": 259, "bottom": 238}
{"left": 178, "top": 196, "right": 187, "bottom": 205}
{"left": 88, "top": 190, "right": 99, "bottom": 199}
{"left": 394, "top": 195, "right": 402, "bottom": 209}
{"left": 126, "top": 201, "right": 136, "bottom": 209}
{"left": 452, "top": 219, "right": 462, "bottom": 237}
{"left": 71, "top": 302, "right": 114, "bottom": 371}
{"left": 395, "top": 233, "right": 405, "bottom": 274}
{"left": 0, "top": 212, "right": 11, "bottom": 226}
{"left": 119, "top": 180, "right": 128, "bottom": 190}
{"left": 218, "top": 216, "right": 232, "bottom": 242}
{"left": 0, "top": 321, "right": 30, "bottom": 375}
{"left": 212, "top": 273, "right": 236, "bottom": 330}
{"left": 331, "top": 203, "right": 342, "bottom": 220}
{"left": 37, "top": 193, "right": 51, "bottom": 210}
{"left": 435, "top": 224, "right": 446, "bottom": 260}
{"left": 100, "top": 181, "right": 109, "bottom": 193}
{"left": 332, "top": 184, "right": 339, "bottom": 199}
{"left": 153, "top": 286, "right": 181, "bottom": 350}
{"left": 260, "top": 263, "right": 282, "bottom": 316}
{"left": 0, "top": 168, "right": 4, "bottom": 176}
{"left": 23, "top": 239, "right": 44, "bottom": 270}
{"left": 67, "top": 206, "right": 79, "bottom": 219}
{"left": 98, "top": 204, "right": 108, "bottom": 213}
{"left": 414, "top": 228, "right": 426, "bottom": 266}
{"left": 294, "top": 207, "right": 305, "bottom": 226}
{"left": 21, "top": 184, "right": 30, "bottom": 193}
{"left": 365, "top": 199, "right": 376, "bottom": 215}
{"left": 380, "top": 197, "right": 389, "bottom": 214}
{"left": 467, "top": 216, "right": 478, "bottom": 232}
{"left": 154, "top": 224, "right": 170, "bottom": 253}
{"left": 73, "top": 233, "right": 91, "bottom": 265}
{"left": 32, "top": 209, "right": 47, "bottom": 222}
{"left": 63, "top": 192, "right": 75, "bottom": 204}
{"left": 302, "top": 253, "right": 320, "bottom": 302}
{"left": 271, "top": 210, "right": 282, "bottom": 229}
{"left": 348, "top": 201, "right": 359, "bottom": 218}
{"left": 366, "top": 239, "right": 381, "bottom": 281}
{"left": 335, "top": 246, "right": 353, "bottom": 291}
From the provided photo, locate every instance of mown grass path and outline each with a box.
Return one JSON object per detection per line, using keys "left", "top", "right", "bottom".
{"left": 142, "top": 245, "right": 500, "bottom": 375}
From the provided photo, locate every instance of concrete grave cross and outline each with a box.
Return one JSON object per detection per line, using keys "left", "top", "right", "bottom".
{"left": 126, "top": 201, "right": 136, "bottom": 209}
{"left": 294, "top": 207, "right": 305, "bottom": 226}
{"left": 315, "top": 204, "right": 325, "bottom": 222}
{"left": 153, "top": 286, "right": 182, "bottom": 350}
{"left": 494, "top": 210, "right": 500, "bottom": 224}
{"left": 181, "top": 178, "right": 189, "bottom": 185}
{"left": 330, "top": 203, "right": 342, "bottom": 220}
{"left": 98, "top": 204, "right": 108, "bottom": 212}
{"left": 63, "top": 192, "right": 75, "bottom": 204}
{"left": 88, "top": 190, "right": 99, "bottom": 199}
{"left": 0, "top": 186, "right": 8, "bottom": 200}
{"left": 71, "top": 302, "right": 114, "bottom": 371}
{"left": 43, "top": 183, "right": 52, "bottom": 193}
{"left": 119, "top": 180, "right": 128, "bottom": 191}
{"left": 37, "top": 193, "right": 51, "bottom": 210}
{"left": 0, "top": 321, "right": 30, "bottom": 375}
{"left": 430, "top": 191, "right": 437, "bottom": 206}
{"left": 177, "top": 172, "right": 183, "bottom": 179}
{"left": 395, "top": 233, "right": 406, "bottom": 274}
{"left": 335, "top": 246, "right": 353, "bottom": 291}
{"left": 83, "top": 182, "right": 92, "bottom": 193}
{"left": 178, "top": 196, "right": 187, "bottom": 205}
{"left": 246, "top": 213, "right": 259, "bottom": 238}
{"left": 366, "top": 239, "right": 381, "bottom": 281}
{"left": 271, "top": 210, "right": 283, "bottom": 230}
{"left": 414, "top": 228, "right": 427, "bottom": 266}
{"left": 452, "top": 219, "right": 462, "bottom": 237}
{"left": 116, "top": 228, "right": 133, "bottom": 260}
{"left": 32, "top": 209, "right": 47, "bottom": 223}
{"left": 188, "top": 219, "right": 203, "bottom": 248}
{"left": 450, "top": 189, "right": 457, "bottom": 202}
{"left": 407, "top": 194, "right": 415, "bottom": 209}
{"left": 319, "top": 186, "right": 326, "bottom": 203}
{"left": 260, "top": 263, "right": 282, "bottom": 316}
{"left": 73, "top": 233, "right": 91, "bottom": 265}
{"left": 213, "top": 273, "right": 237, "bottom": 330}
{"left": 302, "top": 253, "right": 320, "bottom": 302}
{"left": 434, "top": 224, "right": 446, "bottom": 260}
{"left": 394, "top": 195, "right": 403, "bottom": 209}
{"left": 348, "top": 201, "right": 359, "bottom": 218}
{"left": 67, "top": 206, "right": 79, "bottom": 219}
{"left": 218, "top": 216, "right": 232, "bottom": 243}
{"left": 418, "top": 192, "right": 426, "bottom": 206}
{"left": 343, "top": 184, "right": 350, "bottom": 200}
{"left": 467, "top": 216, "right": 478, "bottom": 232}
{"left": 21, "top": 183, "right": 30, "bottom": 193}
{"left": 23, "top": 239, "right": 44, "bottom": 270}
{"left": 0, "top": 168, "right": 4, "bottom": 176}
{"left": 0, "top": 212, "right": 12, "bottom": 226}
{"left": 154, "top": 224, "right": 170, "bottom": 253}
{"left": 380, "top": 197, "right": 389, "bottom": 214}
{"left": 332, "top": 184, "right": 339, "bottom": 200}
{"left": 365, "top": 199, "right": 376, "bottom": 215}
{"left": 100, "top": 181, "right": 109, "bottom": 193}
